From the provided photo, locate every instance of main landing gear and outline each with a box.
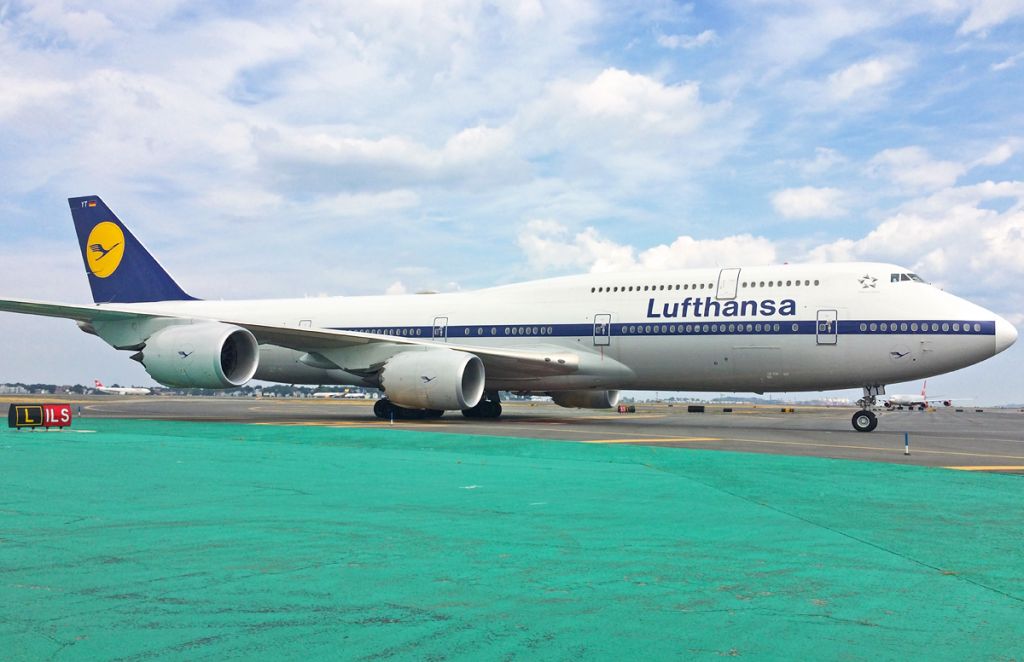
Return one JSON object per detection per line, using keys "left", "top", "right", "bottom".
{"left": 851, "top": 385, "right": 884, "bottom": 432}
{"left": 372, "top": 398, "right": 444, "bottom": 420}
{"left": 462, "top": 393, "right": 502, "bottom": 419}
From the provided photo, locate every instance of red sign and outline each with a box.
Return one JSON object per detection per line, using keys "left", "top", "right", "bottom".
{"left": 43, "top": 404, "right": 73, "bottom": 428}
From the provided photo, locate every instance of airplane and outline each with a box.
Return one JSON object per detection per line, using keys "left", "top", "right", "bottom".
{"left": 311, "top": 390, "right": 370, "bottom": 399}
{"left": 0, "top": 196, "right": 1017, "bottom": 433}
{"left": 93, "top": 379, "right": 152, "bottom": 396}
{"left": 883, "top": 381, "right": 962, "bottom": 410}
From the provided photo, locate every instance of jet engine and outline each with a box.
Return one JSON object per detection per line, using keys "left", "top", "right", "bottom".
{"left": 380, "top": 349, "right": 485, "bottom": 411}
{"left": 136, "top": 323, "right": 259, "bottom": 388}
{"left": 550, "top": 390, "right": 621, "bottom": 409}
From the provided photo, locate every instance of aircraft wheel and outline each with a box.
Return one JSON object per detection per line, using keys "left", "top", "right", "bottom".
{"left": 462, "top": 399, "right": 502, "bottom": 419}
{"left": 851, "top": 410, "right": 878, "bottom": 432}
{"left": 373, "top": 398, "right": 391, "bottom": 419}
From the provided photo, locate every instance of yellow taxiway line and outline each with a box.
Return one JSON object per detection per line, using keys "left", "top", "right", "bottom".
{"left": 584, "top": 437, "right": 722, "bottom": 444}
{"left": 944, "top": 465, "right": 1024, "bottom": 471}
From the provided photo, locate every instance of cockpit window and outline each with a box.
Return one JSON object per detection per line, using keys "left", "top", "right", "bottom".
{"left": 891, "top": 273, "right": 926, "bottom": 283}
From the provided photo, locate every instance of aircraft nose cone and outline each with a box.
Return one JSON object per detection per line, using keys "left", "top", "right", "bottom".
{"left": 995, "top": 315, "right": 1018, "bottom": 354}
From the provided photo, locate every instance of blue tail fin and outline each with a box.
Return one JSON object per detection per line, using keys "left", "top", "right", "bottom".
{"left": 69, "top": 196, "right": 196, "bottom": 304}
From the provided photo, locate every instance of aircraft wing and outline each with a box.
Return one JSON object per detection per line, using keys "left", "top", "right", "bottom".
{"left": 226, "top": 322, "right": 588, "bottom": 379}
{"left": 0, "top": 298, "right": 618, "bottom": 380}
{"left": 0, "top": 298, "right": 150, "bottom": 322}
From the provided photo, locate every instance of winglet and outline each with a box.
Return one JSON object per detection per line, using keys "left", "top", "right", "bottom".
{"left": 69, "top": 196, "right": 196, "bottom": 304}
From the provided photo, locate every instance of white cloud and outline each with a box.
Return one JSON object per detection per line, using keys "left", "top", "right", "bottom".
{"left": 771, "top": 187, "right": 847, "bottom": 219}
{"left": 517, "top": 220, "right": 776, "bottom": 273}
{"left": 867, "top": 146, "right": 966, "bottom": 191}
{"left": 384, "top": 281, "right": 408, "bottom": 295}
{"left": 826, "top": 57, "right": 906, "bottom": 101}
{"left": 958, "top": 0, "right": 1024, "bottom": 35}
{"left": 516, "top": 67, "right": 751, "bottom": 188}
{"left": 657, "top": 29, "right": 717, "bottom": 50}
{"left": 992, "top": 52, "right": 1024, "bottom": 70}
{"left": 805, "top": 181, "right": 1024, "bottom": 291}
{"left": 971, "top": 141, "right": 1016, "bottom": 167}
{"left": 801, "top": 147, "right": 847, "bottom": 175}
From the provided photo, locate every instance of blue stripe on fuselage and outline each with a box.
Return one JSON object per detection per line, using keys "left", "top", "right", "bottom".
{"left": 327, "top": 319, "right": 995, "bottom": 339}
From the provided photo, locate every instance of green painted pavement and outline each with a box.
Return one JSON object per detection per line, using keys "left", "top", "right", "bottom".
{"left": 1, "top": 419, "right": 1022, "bottom": 660}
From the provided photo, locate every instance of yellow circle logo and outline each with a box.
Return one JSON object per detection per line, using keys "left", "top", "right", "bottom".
{"left": 86, "top": 222, "right": 125, "bottom": 278}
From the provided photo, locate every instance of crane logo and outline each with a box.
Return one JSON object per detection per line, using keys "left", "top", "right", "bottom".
{"left": 86, "top": 222, "right": 125, "bottom": 278}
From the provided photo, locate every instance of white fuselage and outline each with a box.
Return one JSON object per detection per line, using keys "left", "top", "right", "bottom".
{"left": 112, "top": 262, "right": 1016, "bottom": 395}
{"left": 95, "top": 386, "right": 151, "bottom": 395}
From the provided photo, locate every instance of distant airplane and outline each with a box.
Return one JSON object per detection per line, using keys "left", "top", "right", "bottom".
{"left": 313, "top": 391, "right": 371, "bottom": 399}
{"left": 883, "top": 381, "right": 962, "bottom": 410}
{"left": 93, "top": 380, "right": 151, "bottom": 396}
{"left": 0, "top": 196, "right": 1017, "bottom": 432}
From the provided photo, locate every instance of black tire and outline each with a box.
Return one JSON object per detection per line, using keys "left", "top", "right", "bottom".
{"left": 462, "top": 399, "right": 502, "bottom": 419}
{"left": 851, "top": 410, "right": 878, "bottom": 432}
{"left": 373, "top": 399, "right": 390, "bottom": 419}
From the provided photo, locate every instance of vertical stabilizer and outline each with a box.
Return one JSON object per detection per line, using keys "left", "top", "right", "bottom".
{"left": 69, "top": 196, "right": 196, "bottom": 304}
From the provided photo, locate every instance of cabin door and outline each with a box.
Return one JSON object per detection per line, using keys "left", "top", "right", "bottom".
{"left": 432, "top": 316, "right": 448, "bottom": 342}
{"left": 593, "top": 314, "right": 612, "bottom": 346}
{"left": 716, "top": 268, "right": 741, "bottom": 300}
{"left": 816, "top": 309, "right": 838, "bottom": 345}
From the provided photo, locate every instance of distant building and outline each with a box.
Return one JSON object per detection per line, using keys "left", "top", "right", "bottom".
{"left": 0, "top": 385, "right": 28, "bottom": 394}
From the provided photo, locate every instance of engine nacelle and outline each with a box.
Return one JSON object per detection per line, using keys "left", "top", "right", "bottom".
{"left": 138, "top": 323, "right": 259, "bottom": 388}
{"left": 551, "top": 390, "right": 621, "bottom": 409}
{"left": 380, "top": 349, "right": 485, "bottom": 411}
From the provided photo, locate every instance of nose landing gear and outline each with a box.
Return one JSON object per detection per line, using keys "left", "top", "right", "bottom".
{"left": 852, "top": 385, "right": 885, "bottom": 432}
{"left": 852, "top": 409, "right": 878, "bottom": 432}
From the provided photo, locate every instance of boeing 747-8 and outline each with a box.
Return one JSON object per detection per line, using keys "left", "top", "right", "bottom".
{"left": 0, "top": 197, "right": 1016, "bottom": 432}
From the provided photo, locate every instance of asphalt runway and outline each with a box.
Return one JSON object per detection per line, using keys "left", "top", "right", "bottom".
{"left": 13, "top": 395, "right": 1024, "bottom": 472}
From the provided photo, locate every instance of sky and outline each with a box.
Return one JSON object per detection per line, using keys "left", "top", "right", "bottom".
{"left": 0, "top": 0, "right": 1022, "bottom": 403}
